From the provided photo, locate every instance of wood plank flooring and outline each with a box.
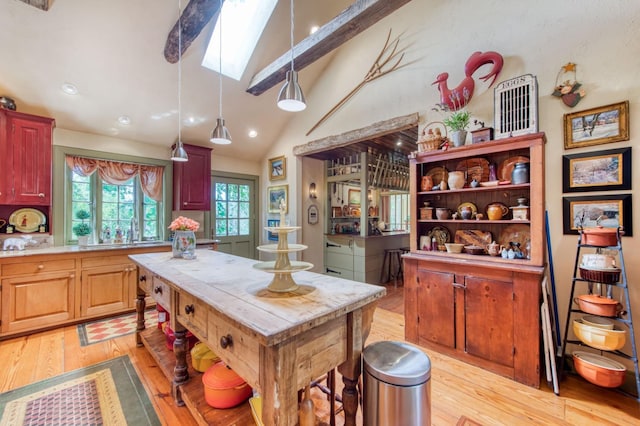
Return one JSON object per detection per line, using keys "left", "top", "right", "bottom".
{"left": 1, "top": 284, "right": 638, "bottom": 425}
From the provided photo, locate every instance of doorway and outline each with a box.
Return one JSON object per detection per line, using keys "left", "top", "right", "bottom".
{"left": 211, "top": 172, "right": 258, "bottom": 259}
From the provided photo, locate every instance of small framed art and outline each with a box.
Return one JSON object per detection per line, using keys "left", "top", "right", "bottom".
{"left": 562, "top": 147, "right": 631, "bottom": 193}
{"left": 269, "top": 155, "right": 286, "bottom": 180}
{"left": 562, "top": 194, "right": 632, "bottom": 236}
{"left": 563, "top": 101, "right": 629, "bottom": 149}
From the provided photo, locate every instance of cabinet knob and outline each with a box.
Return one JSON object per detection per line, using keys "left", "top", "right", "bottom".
{"left": 37, "top": 264, "right": 44, "bottom": 270}
{"left": 69, "top": 274, "right": 75, "bottom": 279}
{"left": 139, "top": 275, "right": 147, "bottom": 282}
{"left": 154, "top": 286, "right": 163, "bottom": 295}
{"left": 220, "top": 334, "right": 233, "bottom": 349}
{"left": 183, "top": 202, "right": 188, "bottom": 206}
{"left": 184, "top": 304, "right": 195, "bottom": 315}
{"left": 38, "top": 193, "right": 45, "bottom": 198}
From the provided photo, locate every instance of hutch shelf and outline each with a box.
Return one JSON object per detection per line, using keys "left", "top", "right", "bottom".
{"left": 404, "top": 133, "right": 546, "bottom": 387}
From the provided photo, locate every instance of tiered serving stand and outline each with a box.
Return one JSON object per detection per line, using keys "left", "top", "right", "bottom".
{"left": 254, "top": 225, "right": 313, "bottom": 293}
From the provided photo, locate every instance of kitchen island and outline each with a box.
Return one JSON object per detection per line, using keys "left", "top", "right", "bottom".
{"left": 131, "top": 248, "right": 386, "bottom": 426}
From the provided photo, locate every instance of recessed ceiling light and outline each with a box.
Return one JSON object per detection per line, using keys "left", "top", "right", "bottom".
{"left": 248, "top": 129, "right": 258, "bottom": 138}
{"left": 61, "top": 82, "right": 78, "bottom": 95}
{"left": 396, "top": 140, "right": 402, "bottom": 146}
{"left": 117, "top": 115, "right": 131, "bottom": 125}
{"left": 310, "top": 25, "right": 319, "bottom": 35}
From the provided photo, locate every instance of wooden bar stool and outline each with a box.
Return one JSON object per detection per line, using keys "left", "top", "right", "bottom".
{"left": 380, "top": 248, "right": 404, "bottom": 287}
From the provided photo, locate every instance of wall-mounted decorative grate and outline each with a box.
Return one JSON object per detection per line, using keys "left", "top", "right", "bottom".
{"left": 494, "top": 74, "right": 538, "bottom": 139}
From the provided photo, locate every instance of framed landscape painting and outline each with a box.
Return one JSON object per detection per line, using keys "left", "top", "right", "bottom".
{"left": 563, "top": 101, "right": 629, "bottom": 149}
{"left": 562, "top": 147, "right": 631, "bottom": 193}
{"left": 267, "top": 185, "right": 288, "bottom": 214}
{"left": 268, "top": 155, "right": 286, "bottom": 180}
{"left": 562, "top": 194, "right": 632, "bottom": 236}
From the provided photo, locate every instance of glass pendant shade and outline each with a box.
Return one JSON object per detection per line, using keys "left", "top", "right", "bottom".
{"left": 171, "top": 141, "right": 189, "bottom": 161}
{"left": 210, "top": 118, "right": 232, "bottom": 145}
{"left": 277, "top": 70, "right": 306, "bottom": 112}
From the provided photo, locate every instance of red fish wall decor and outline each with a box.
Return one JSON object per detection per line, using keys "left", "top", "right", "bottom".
{"left": 433, "top": 51, "right": 504, "bottom": 111}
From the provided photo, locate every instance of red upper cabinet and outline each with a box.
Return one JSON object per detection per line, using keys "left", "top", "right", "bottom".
{"left": 0, "top": 110, "right": 55, "bottom": 206}
{"left": 172, "top": 144, "right": 212, "bottom": 211}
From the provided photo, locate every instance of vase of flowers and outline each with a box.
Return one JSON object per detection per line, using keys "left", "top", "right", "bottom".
{"left": 169, "top": 216, "right": 199, "bottom": 259}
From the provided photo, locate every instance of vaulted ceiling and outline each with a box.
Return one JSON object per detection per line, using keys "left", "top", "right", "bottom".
{"left": 4, "top": 0, "right": 410, "bottom": 162}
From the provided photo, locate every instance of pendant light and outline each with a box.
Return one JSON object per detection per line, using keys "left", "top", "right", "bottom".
{"left": 277, "top": 0, "right": 306, "bottom": 112}
{"left": 210, "top": 4, "right": 232, "bottom": 145}
{"left": 171, "top": 0, "right": 189, "bottom": 161}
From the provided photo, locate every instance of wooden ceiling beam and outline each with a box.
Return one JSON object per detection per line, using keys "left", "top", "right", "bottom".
{"left": 19, "top": 0, "right": 52, "bottom": 11}
{"left": 246, "top": 0, "right": 412, "bottom": 96}
{"left": 164, "top": 0, "right": 222, "bottom": 64}
{"left": 292, "top": 112, "right": 419, "bottom": 158}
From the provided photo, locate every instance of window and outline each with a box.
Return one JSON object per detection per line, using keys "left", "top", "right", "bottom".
{"left": 214, "top": 182, "right": 251, "bottom": 236}
{"left": 388, "top": 193, "right": 410, "bottom": 232}
{"left": 68, "top": 170, "right": 161, "bottom": 243}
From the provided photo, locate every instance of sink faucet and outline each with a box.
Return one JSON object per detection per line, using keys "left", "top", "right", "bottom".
{"left": 128, "top": 217, "right": 139, "bottom": 243}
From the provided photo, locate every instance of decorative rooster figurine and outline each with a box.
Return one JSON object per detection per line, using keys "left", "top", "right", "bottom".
{"left": 433, "top": 51, "right": 504, "bottom": 111}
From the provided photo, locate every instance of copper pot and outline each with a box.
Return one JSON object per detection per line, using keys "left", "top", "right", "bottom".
{"left": 580, "top": 226, "right": 622, "bottom": 247}
{"left": 574, "top": 294, "right": 623, "bottom": 317}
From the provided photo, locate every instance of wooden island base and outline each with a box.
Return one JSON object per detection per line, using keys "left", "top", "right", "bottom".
{"left": 138, "top": 327, "right": 254, "bottom": 425}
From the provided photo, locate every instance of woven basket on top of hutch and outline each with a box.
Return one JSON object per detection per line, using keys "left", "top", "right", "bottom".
{"left": 404, "top": 132, "right": 546, "bottom": 387}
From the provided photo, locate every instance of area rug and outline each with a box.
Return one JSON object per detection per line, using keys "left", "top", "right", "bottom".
{"left": 77, "top": 309, "right": 157, "bottom": 346}
{"left": 0, "top": 355, "right": 160, "bottom": 426}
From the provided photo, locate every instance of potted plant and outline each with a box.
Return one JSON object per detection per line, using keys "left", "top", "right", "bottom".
{"left": 73, "top": 209, "right": 92, "bottom": 246}
{"left": 443, "top": 109, "right": 471, "bottom": 147}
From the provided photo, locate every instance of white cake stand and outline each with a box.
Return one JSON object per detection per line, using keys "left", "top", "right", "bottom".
{"left": 254, "top": 226, "right": 313, "bottom": 292}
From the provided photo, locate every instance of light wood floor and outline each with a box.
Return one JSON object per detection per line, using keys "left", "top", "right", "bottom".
{"left": 1, "top": 284, "right": 638, "bottom": 425}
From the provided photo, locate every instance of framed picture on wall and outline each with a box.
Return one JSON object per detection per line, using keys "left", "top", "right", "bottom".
{"left": 563, "top": 101, "right": 629, "bottom": 149}
{"left": 268, "top": 155, "right": 286, "bottom": 180}
{"left": 267, "top": 185, "right": 288, "bottom": 213}
{"left": 562, "top": 147, "right": 632, "bottom": 193}
{"left": 267, "top": 219, "right": 280, "bottom": 241}
{"left": 562, "top": 194, "right": 632, "bottom": 235}
{"left": 348, "top": 189, "right": 361, "bottom": 206}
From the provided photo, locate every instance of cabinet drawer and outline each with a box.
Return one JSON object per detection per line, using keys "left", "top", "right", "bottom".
{"left": 324, "top": 237, "right": 353, "bottom": 255}
{"left": 82, "top": 255, "right": 131, "bottom": 269}
{"left": 326, "top": 252, "right": 353, "bottom": 271}
{"left": 2, "top": 259, "right": 76, "bottom": 276}
{"left": 176, "top": 291, "right": 207, "bottom": 338}
{"left": 324, "top": 266, "right": 354, "bottom": 280}
{"left": 150, "top": 275, "right": 171, "bottom": 311}
{"left": 207, "top": 309, "right": 259, "bottom": 389}
{"left": 137, "top": 267, "right": 152, "bottom": 294}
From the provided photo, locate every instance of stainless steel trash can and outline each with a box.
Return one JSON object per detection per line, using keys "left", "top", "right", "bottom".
{"left": 363, "top": 341, "right": 431, "bottom": 426}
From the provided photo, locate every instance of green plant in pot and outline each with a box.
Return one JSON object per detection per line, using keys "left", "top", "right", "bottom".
{"left": 443, "top": 109, "right": 471, "bottom": 147}
{"left": 73, "top": 209, "right": 92, "bottom": 245}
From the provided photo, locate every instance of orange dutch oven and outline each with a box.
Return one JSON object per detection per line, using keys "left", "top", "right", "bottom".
{"left": 202, "top": 362, "right": 253, "bottom": 409}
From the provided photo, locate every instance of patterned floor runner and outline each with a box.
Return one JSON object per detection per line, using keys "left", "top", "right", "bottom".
{"left": 77, "top": 309, "right": 157, "bottom": 346}
{"left": 0, "top": 356, "right": 160, "bottom": 426}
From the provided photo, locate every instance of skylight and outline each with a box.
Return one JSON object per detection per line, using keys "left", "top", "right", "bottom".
{"left": 202, "top": 0, "right": 278, "bottom": 81}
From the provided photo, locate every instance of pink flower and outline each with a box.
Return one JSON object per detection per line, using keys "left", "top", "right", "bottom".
{"left": 168, "top": 216, "right": 200, "bottom": 231}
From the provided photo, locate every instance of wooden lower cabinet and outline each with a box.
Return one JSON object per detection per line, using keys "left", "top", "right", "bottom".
{"left": 404, "top": 255, "right": 543, "bottom": 387}
{"left": 80, "top": 263, "right": 135, "bottom": 317}
{"left": 0, "top": 245, "right": 168, "bottom": 339}
{"left": 1, "top": 271, "right": 75, "bottom": 334}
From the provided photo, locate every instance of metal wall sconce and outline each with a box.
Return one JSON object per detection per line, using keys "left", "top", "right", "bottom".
{"left": 309, "top": 182, "right": 317, "bottom": 199}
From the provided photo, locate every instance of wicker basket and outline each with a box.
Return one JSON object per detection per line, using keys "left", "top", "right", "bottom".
{"left": 579, "top": 267, "right": 621, "bottom": 284}
{"left": 418, "top": 122, "right": 447, "bottom": 152}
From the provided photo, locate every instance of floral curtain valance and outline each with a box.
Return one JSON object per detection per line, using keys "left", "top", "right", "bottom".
{"left": 65, "top": 155, "right": 164, "bottom": 201}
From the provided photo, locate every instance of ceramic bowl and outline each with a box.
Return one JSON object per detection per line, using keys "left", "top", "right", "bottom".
{"left": 444, "top": 243, "right": 464, "bottom": 253}
{"left": 464, "top": 245, "right": 485, "bottom": 255}
{"left": 575, "top": 294, "right": 623, "bottom": 317}
{"left": 572, "top": 351, "right": 626, "bottom": 388}
{"left": 573, "top": 319, "right": 626, "bottom": 351}
{"left": 582, "top": 315, "right": 615, "bottom": 330}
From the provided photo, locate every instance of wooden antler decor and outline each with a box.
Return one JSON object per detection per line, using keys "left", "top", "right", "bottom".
{"left": 306, "top": 29, "right": 406, "bottom": 136}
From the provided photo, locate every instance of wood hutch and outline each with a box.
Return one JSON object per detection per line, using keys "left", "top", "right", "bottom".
{"left": 404, "top": 133, "right": 546, "bottom": 387}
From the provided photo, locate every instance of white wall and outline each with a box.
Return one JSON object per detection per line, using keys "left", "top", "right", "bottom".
{"left": 263, "top": 0, "right": 640, "bottom": 353}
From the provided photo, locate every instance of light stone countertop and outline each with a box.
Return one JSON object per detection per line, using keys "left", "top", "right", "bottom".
{"left": 0, "top": 239, "right": 219, "bottom": 258}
